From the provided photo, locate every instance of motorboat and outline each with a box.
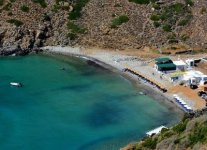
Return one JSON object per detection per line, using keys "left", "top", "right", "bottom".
{"left": 10, "top": 82, "right": 23, "bottom": 87}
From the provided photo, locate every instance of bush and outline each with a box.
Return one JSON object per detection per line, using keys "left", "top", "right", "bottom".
{"left": 142, "top": 137, "right": 158, "bottom": 149}
{"left": 173, "top": 121, "right": 187, "bottom": 134}
{"left": 67, "top": 22, "right": 86, "bottom": 34}
{"left": 42, "top": 13, "right": 50, "bottom": 21}
{"left": 3, "top": 2, "right": 12, "bottom": 11}
{"left": 162, "top": 24, "right": 172, "bottom": 32}
{"left": 189, "top": 122, "right": 207, "bottom": 147}
{"left": 0, "top": 0, "right": 4, "bottom": 6}
{"left": 152, "top": 3, "right": 161, "bottom": 10}
{"left": 153, "top": 21, "right": 161, "bottom": 28}
{"left": 170, "top": 3, "right": 185, "bottom": 14}
{"left": 68, "top": 0, "right": 89, "bottom": 20}
{"left": 52, "top": 4, "right": 61, "bottom": 12}
{"left": 111, "top": 15, "right": 129, "bottom": 28}
{"left": 178, "top": 15, "right": 192, "bottom": 26}
{"left": 32, "top": 0, "right": 47, "bottom": 8}
{"left": 7, "top": 19, "right": 23, "bottom": 27}
{"left": 20, "top": 5, "right": 29, "bottom": 12}
{"left": 185, "top": 0, "right": 194, "bottom": 6}
{"left": 67, "top": 33, "right": 76, "bottom": 40}
{"left": 151, "top": 2, "right": 192, "bottom": 32}
{"left": 150, "top": 14, "right": 161, "bottom": 21}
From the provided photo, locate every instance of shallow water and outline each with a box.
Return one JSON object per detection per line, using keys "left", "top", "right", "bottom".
{"left": 0, "top": 54, "right": 180, "bottom": 150}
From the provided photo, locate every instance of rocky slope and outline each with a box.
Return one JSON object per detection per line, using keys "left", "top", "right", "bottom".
{"left": 0, "top": 0, "right": 207, "bottom": 55}
{"left": 121, "top": 108, "right": 207, "bottom": 150}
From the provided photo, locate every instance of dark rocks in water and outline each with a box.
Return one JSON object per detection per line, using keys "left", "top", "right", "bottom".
{"left": 0, "top": 46, "right": 21, "bottom": 56}
{"left": 86, "top": 60, "right": 107, "bottom": 70}
{"left": 15, "top": 49, "right": 31, "bottom": 56}
{"left": 33, "top": 48, "right": 43, "bottom": 54}
{"left": 0, "top": 47, "right": 43, "bottom": 56}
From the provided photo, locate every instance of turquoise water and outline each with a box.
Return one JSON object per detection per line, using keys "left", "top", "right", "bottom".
{"left": 0, "top": 54, "right": 180, "bottom": 150}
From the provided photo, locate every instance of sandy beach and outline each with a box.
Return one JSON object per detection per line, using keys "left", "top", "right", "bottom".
{"left": 41, "top": 46, "right": 186, "bottom": 117}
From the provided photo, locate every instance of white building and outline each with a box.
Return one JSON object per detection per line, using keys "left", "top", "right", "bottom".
{"left": 186, "top": 59, "right": 195, "bottom": 67}
{"left": 183, "top": 70, "right": 207, "bottom": 85}
{"left": 173, "top": 60, "right": 187, "bottom": 71}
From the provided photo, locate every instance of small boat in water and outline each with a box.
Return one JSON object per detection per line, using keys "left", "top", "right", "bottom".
{"left": 139, "top": 92, "right": 146, "bottom": 95}
{"left": 10, "top": 82, "right": 23, "bottom": 87}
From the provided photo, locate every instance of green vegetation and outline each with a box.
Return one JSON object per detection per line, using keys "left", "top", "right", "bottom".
{"left": 173, "top": 120, "right": 188, "bottom": 134}
{"left": 185, "top": 0, "right": 194, "bottom": 6}
{"left": 153, "top": 21, "right": 160, "bottom": 28}
{"left": 132, "top": 113, "right": 207, "bottom": 150}
{"left": 43, "top": 13, "right": 51, "bottom": 21}
{"left": 189, "top": 121, "right": 207, "bottom": 147}
{"left": 111, "top": 15, "right": 129, "bottom": 28}
{"left": 0, "top": 0, "right": 4, "bottom": 6}
{"left": 67, "top": 22, "right": 87, "bottom": 34}
{"left": 68, "top": 0, "right": 89, "bottom": 20}
{"left": 150, "top": 14, "right": 161, "bottom": 21}
{"left": 20, "top": 5, "right": 29, "bottom": 12}
{"left": 67, "top": 22, "right": 87, "bottom": 40}
{"left": 178, "top": 15, "right": 192, "bottom": 26}
{"left": 67, "top": 33, "right": 76, "bottom": 40}
{"left": 3, "top": 2, "right": 12, "bottom": 11}
{"left": 32, "top": 0, "right": 47, "bottom": 8}
{"left": 141, "top": 137, "right": 158, "bottom": 149}
{"left": 149, "top": 2, "right": 193, "bottom": 32}
{"left": 162, "top": 24, "right": 171, "bottom": 32}
{"left": 52, "top": 4, "right": 61, "bottom": 12}
{"left": 66, "top": 0, "right": 89, "bottom": 40}
{"left": 7, "top": 19, "right": 23, "bottom": 27}
{"left": 159, "top": 128, "right": 174, "bottom": 140}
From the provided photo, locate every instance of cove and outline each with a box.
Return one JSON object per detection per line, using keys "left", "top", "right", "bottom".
{"left": 0, "top": 54, "right": 180, "bottom": 150}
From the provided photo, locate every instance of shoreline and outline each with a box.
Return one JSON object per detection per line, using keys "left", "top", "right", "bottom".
{"left": 42, "top": 46, "right": 184, "bottom": 118}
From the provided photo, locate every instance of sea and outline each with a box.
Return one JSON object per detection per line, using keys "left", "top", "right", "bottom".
{"left": 0, "top": 54, "right": 180, "bottom": 150}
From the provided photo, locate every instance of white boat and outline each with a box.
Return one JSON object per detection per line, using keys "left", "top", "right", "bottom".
{"left": 10, "top": 82, "right": 22, "bottom": 87}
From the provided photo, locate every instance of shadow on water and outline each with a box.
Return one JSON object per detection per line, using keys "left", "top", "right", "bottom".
{"left": 55, "top": 84, "right": 91, "bottom": 92}
{"left": 77, "top": 136, "right": 113, "bottom": 150}
{"left": 77, "top": 130, "right": 144, "bottom": 150}
{"left": 84, "top": 101, "right": 126, "bottom": 128}
{"left": 30, "top": 83, "right": 92, "bottom": 96}
{"left": 0, "top": 108, "right": 16, "bottom": 147}
{"left": 86, "top": 60, "right": 110, "bottom": 71}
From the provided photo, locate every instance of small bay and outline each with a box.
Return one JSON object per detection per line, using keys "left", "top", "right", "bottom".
{"left": 0, "top": 54, "right": 180, "bottom": 150}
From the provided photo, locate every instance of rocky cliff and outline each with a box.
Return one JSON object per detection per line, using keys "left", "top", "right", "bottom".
{"left": 0, "top": 0, "right": 207, "bottom": 54}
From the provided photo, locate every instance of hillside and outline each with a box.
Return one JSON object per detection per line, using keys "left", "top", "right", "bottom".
{"left": 0, "top": 0, "right": 207, "bottom": 55}
{"left": 122, "top": 109, "right": 207, "bottom": 150}
{"left": 1, "top": 0, "right": 207, "bottom": 149}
